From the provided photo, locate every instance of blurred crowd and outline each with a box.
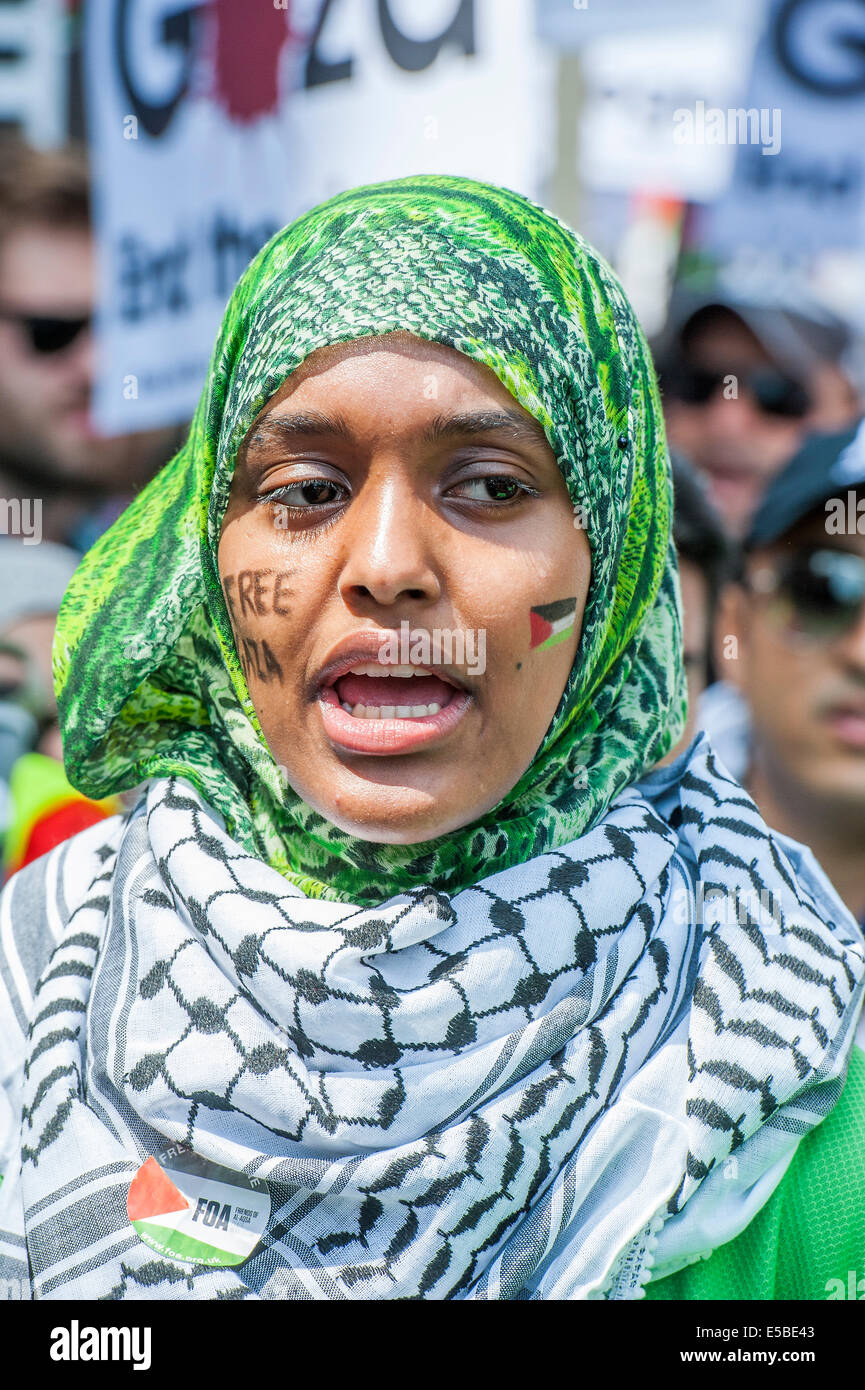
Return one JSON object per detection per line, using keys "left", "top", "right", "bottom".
{"left": 0, "top": 136, "right": 863, "bottom": 934}
{"left": 0, "top": 139, "right": 182, "bottom": 873}
{"left": 659, "top": 282, "right": 865, "bottom": 933}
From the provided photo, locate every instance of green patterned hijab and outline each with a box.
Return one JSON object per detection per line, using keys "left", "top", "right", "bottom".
{"left": 54, "top": 175, "right": 685, "bottom": 905}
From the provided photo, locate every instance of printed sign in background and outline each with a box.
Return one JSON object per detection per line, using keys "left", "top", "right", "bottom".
{"left": 538, "top": 0, "right": 765, "bottom": 202}
{"left": 575, "top": 27, "right": 758, "bottom": 205}
{"left": 86, "top": 0, "right": 550, "bottom": 434}
{"left": 700, "top": 0, "right": 865, "bottom": 258}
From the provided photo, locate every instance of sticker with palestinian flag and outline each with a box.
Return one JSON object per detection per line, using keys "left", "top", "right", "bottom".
{"left": 127, "top": 1149, "right": 270, "bottom": 1268}
{"left": 529, "top": 598, "right": 578, "bottom": 650}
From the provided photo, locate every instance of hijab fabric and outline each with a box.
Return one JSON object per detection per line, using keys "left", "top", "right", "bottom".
{"left": 0, "top": 736, "right": 862, "bottom": 1299}
{"left": 53, "top": 175, "right": 684, "bottom": 905}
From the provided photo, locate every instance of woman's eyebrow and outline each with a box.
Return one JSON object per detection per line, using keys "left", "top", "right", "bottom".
{"left": 421, "top": 409, "right": 550, "bottom": 450}
{"left": 248, "top": 411, "right": 353, "bottom": 447}
{"left": 246, "top": 407, "right": 550, "bottom": 453}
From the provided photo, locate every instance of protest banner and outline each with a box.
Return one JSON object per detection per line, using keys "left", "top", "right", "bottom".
{"left": 86, "top": 0, "right": 548, "bottom": 433}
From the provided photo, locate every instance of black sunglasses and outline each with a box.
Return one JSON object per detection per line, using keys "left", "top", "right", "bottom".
{"left": 748, "top": 547, "right": 865, "bottom": 642}
{"left": 0, "top": 307, "right": 91, "bottom": 355}
{"left": 662, "top": 363, "right": 810, "bottom": 418}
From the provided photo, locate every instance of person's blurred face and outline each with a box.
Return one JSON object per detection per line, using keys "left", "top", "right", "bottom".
{"left": 3, "top": 612, "right": 54, "bottom": 696}
{"left": 664, "top": 311, "right": 808, "bottom": 537}
{"left": 717, "top": 515, "right": 865, "bottom": 815}
{"left": 808, "top": 359, "right": 862, "bottom": 435}
{"left": 218, "top": 334, "right": 591, "bottom": 844}
{"left": 0, "top": 612, "right": 62, "bottom": 758}
{"left": 0, "top": 223, "right": 171, "bottom": 487}
{"left": 660, "top": 557, "right": 709, "bottom": 763}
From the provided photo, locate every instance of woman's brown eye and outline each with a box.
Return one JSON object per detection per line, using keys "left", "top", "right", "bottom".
{"left": 452, "top": 476, "right": 527, "bottom": 502}
{"left": 265, "top": 478, "right": 347, "bottom": 508}
{"left": 301, "top": 481, "right": 341, "bottom": 505}
{"left": 484, "top": 477, "right": 520, "bottom": 501}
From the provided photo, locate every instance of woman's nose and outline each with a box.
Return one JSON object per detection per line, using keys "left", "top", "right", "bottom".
{"left": 337, "top": 475, "right": 441, "bottom": 610}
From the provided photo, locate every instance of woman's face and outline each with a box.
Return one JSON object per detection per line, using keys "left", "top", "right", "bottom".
{"left": 218, "top": 334, "right": 591, "bottom": 844}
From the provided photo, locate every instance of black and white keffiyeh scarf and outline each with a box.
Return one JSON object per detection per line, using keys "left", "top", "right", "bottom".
{"left": 0, "top": 738, "right": 862, "bottom": 1300}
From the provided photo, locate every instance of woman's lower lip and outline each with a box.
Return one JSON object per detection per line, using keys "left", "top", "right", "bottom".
{"left": 317, "top": 686, "right": 472, "bottom": 754}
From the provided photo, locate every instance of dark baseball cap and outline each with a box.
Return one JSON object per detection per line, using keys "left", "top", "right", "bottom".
{"left": 746, "top": 418, "right": 865, "bottom": 550}
{"left": 660, "top": 270, "right": 852, "bottom": 382}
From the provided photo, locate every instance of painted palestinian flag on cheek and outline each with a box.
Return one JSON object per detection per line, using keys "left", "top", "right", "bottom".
{"left": 529, "top": 598, "right": 578, "bottom": 650}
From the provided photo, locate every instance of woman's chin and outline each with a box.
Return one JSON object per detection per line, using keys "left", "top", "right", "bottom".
{"left": 295, "top": 780, "right": 495, "bottom": 845}
{"left": 311, "top": 808, "right": 472, "bottom": 846}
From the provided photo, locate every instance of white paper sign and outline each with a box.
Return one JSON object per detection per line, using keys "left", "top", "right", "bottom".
{"left": 86, "top": 0, "right": 550, "bottom": 434}
{"left": 577, "top": 26, "right": 760, "bottom": 203}
{"left": 700, "top": 0, "right": 865, "bottom": 256}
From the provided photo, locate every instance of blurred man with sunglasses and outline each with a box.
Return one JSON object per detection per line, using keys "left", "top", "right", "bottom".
{"left": 0, "top": 540, "right": 119, "bottom": 878}
{"left": 659, "top": 454, "right": 732, "bottom": 764}
{"left": 707, "top": 422, "right": 865, "bottom": 928}
{"left": 657, "top": 286, "right": 860, "bottom": 538}
{"left": 0, "top": 140, "right": 180, "bottom": 550}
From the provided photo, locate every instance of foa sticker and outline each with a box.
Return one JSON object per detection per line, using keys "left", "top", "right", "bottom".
{"left": 127, "top": 1147, "right": 270, "bottom": 1268}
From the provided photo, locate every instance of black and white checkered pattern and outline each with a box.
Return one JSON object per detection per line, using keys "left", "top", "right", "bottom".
{"left": 0, "top": 738, "right": 862, "bottom": 1299}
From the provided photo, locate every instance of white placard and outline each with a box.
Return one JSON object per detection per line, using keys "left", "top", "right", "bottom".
{"left": 86, "top": 0, "right": 550, "bottom": 435}
{"left": 536, "top": 0, "right": 763, "bottom": 46}
{"left": 700, "top": 0, "right": 865, "bottom": 257}
{"left": 577, "top": 26, "right": 760, "bottom": 203}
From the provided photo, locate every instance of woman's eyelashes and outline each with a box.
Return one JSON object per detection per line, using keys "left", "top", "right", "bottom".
{"left": 446, "top": 475, "right": 540, "bottom": 505}
{"left": 258, "top": 477, "right": 348, "bottom": 513}
{"left": 254, "top": 465, "right": 541, "bottom": 519}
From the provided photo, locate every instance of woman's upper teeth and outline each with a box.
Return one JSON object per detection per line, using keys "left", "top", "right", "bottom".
{"left": 340, "top": 702, "right": 442, "bottom": 719}
{"left": 348, "top": 663, "right": 433, "bottom": 677}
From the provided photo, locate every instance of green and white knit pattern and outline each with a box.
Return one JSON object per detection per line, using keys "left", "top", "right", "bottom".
{"left": 53, "top": 175, "right": 684, "bottom": 904}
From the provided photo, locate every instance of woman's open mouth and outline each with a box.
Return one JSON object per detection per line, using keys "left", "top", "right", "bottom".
{"left": 317, "top": 662, "right": 472, "bottom": 754}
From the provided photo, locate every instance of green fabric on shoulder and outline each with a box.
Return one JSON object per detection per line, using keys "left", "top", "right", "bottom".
{"left": 645, "top": 1044, "right": 865, "bottom": 1300}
